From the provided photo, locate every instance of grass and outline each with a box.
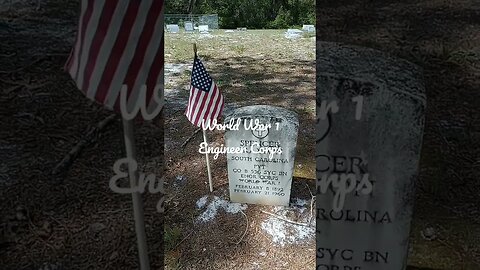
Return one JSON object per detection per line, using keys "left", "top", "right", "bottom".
{"left": 165, "top": 29, "right": 316, "bottom": 63}
{"left": 165, "top": 29, "right": 316, "bottom": 179}
{"left": 164, "top": 226, "right": 183, "bottom": 251}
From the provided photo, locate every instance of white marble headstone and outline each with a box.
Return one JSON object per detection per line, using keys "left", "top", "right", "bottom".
{"left": 185, "top": 22, "right": 194, "bottom": 32}
{"left": 316, "top": 42, "right": 426, "bottom": 270}
{"left": 198, "top": 25, "right": 209, "bottom": 33}
{"left": 285, "top": 29, "right": 303, "bottom": 39}
{"left": 166, "top": 24, "right": 179, "bottom": 33}
{"left": 225, "top": 105, "right": 299, "bottom": 206}
{"left": 302, "top": 24, "right": 315, "bottom": 33}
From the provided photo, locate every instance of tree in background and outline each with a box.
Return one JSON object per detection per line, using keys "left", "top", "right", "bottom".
{"left": 166, "top": 0, "right": 315, "bottom": 29}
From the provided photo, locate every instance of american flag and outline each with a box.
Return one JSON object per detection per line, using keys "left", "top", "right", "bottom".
{"left": 185, "top": 55, "right": 224, "bottom": 127}
{"left": 64, "top": 0, "right": 164, "bottom": 117}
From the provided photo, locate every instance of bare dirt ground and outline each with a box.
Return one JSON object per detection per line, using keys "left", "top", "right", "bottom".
{"left": 163, "top": 30, "right": 316, "bottom": 270}
{"left": 1, "top": 1, "right": 164, "bottom": 269}
{"left": 317, "top": 0, "right": 480, "bottom": 269}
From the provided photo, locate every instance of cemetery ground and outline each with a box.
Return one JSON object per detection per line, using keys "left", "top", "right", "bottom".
{"left": 164, "top": 29, "right": 317, "bottom": 269}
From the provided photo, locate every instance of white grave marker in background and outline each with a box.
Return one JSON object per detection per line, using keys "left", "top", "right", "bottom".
{"left": 198, "top": 25, "right": 209, "bottom": 33}
{"left": 185, "top": 22, "right": 194, "bottom": 32}
{"left": 285, "top": 29, "right": 303, "bottom": 39}
{"left": 302, "top": 24, "right": 315, "bottom": 33}
{"left": 166, "top": 24, "right": 179, "bottom": 33}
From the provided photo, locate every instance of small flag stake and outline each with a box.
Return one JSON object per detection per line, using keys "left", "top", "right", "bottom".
{"left": 203, "top": 128, "right": 214, "bottom": 192}
{"left": 122, "top": 118, "right": 150, "bottom": 270}
{"left": 185, "top": 43, "right": 224, "bottom": 192}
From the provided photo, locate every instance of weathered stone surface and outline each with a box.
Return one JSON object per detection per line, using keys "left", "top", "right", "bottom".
{"left": 285, "top": 29, "right": 303, "bottom": 39}
{"left": 198, "top": 25, "right": 209, "bottom": 33}
{"left": 184, "top": 22, "right": 194, "bottom": 32}
{"left": 225, "top": 105, "right": 299, "bottom": 206}
{"left": 302, "top": 24, "right": 315, "bottom": 32}
{"left": 316, "top": 42, "right": 426, "bottom": 270}
{"left": 166, "top": 24, "right": 179, "bottom": 33}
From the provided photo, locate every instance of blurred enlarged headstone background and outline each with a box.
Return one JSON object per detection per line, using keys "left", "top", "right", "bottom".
{"left": 316, "top": 1, "right": 480, "bottom": 269}
{"left": 316, "top": 42, "right": 426, "bottom": 270}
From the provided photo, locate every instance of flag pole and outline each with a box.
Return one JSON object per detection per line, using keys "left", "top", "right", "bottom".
{"left": 122, "top": 118, "right": 151, "bottom": 270}
{"left": 193, "top": 43, "right": 214, "bottom": 193}
{"left": 203, "top": 129, "right": 214, "bottom": 192}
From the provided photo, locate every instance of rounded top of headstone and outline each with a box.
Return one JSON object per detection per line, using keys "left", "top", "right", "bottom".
{"left": 317, "top": 42, "right": 426, "bottom": 105}
{"left": 224, "top": 105, "right": 298, "bottom": 125}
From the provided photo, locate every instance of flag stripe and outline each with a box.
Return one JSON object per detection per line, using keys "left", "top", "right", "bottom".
{"left": 201, "top": 85, "right": 219, "bottom": 124}
{"left": 86, "top": 0, "right": 127, "bottom": 100}
{"left": 185, "top": 56, "right": 224, "bottom": 127}
{"left": 65, "top": 0, "right": 164, "bottom": 119}
{"left": 188, "top": 88, "right": 201, "bottom": 120}
{"left": 105, "top": 0, "right": 153, "bottom": 109}
{"left": 203, "top": 85, "right": 220, "bottom": 123}
{"left": 76, "top": 1, "right": 105, "bottom": 90}
{"left": 144, "top": 35, "right": 164, "bottom": 104}
{"left": 194, "top": 83, "right": 215, "bottom": 126}
{"left": 190, "top": 90, "right": 206, "bottom": 124}
{"left": 94, "top": 0, "right": 140, "bottom": 104}
{"left": 215, "top": 95, "right": 225, "bottom": 119}
{"left": 185, "top": 86, "right": 196, "bottom": 116}
{"left": 139, "top": 9, "right": 165, "bottom": 111}
{"left": 211, "top": 94, "right": 223, "bottom": 120}
{"left": 210, "top": 88, "right": 223, "bottom": 120}
{"left": 82, "top": 0, "right": 118, "bottom": 98}
{"left": 122, "top": 0, "right": 163, "bottom": 107}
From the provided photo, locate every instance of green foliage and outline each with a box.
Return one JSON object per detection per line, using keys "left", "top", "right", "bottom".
{"left": 166, "top": 0, "right": 315, "bottom": 29}
{"left": 164, "top": 226, "right": 182, "bottom": 251}
{"left": 268, "top": 6, "right": 292, "bottom": 29}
